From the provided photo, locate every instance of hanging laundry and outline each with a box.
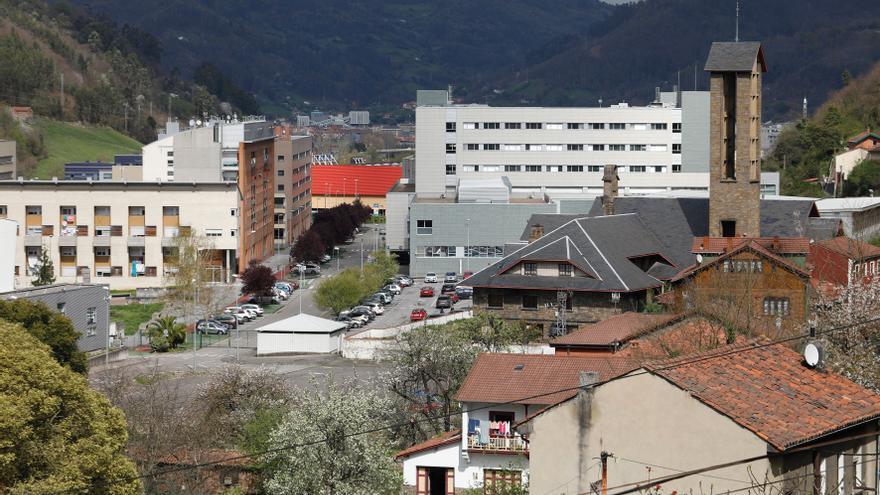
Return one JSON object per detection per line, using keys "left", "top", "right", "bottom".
{"left": 479, "top": 420, "right": 490, "bottom": 444}
{"left": 467, "top": 418, "right": 480, "bottom": 435}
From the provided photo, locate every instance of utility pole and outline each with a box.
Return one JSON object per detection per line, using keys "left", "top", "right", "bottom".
{"left": 299, "top": 268, "right": 304, "bottom": 314}
{"left": 601, "top": 451, "right": 614, "bottom": 495}
{"left": 360, "top": 239, "right": 364, "bottom": 272}
{"left": 59, "top": 73, "right": 64, "bottom": 117}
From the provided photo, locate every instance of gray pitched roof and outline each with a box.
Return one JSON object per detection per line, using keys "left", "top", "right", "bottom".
{"left": 464, "top": 214, "right": 680, "bottom": 293}
{"left": 704, "top": 42, "right": 766, "bottom": 72}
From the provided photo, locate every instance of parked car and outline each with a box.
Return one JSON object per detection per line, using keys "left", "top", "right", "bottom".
{"left": 395, "top": 275, "right": 414, "bottom": 287}
{"left": 463, "top": 271, "right": 474, "bottom": 279}
{"left": 320, "top": 254, "right": 332, "bottom": 263}
{"left": 361, "top": 301, "right": 385, "bottom": 315}
{"left": 410, "top": 308, "right": 428, "bottom": 321}
{"left": 291, "top": 263, "right": 306, "bottom": 273}
{"left": 225, "top": 306, "right": 252, "bottom": 321}
{"left": 224, "top": 309, "right": 248, "bottom": 324}
{"left": 373, "top": 292, "right": 393, "bottom": 304}
{"left": 275, "top": 281, "right": 295, "bottom": 293}
{"left": 455, "top": 286, "right": 473, "bottom": 300}
{"left": 444, "top": 271, "right": 458, "bottom": 283}
{"left": 248, "top": 295, "right": 279, "bottom": 305}
{"left": 420, "top": 286, "right": 435, "bottom": 297}
{"left": 436, "top": 295, "right": 452, "bottom": 309}
{"left": 424, "top": 272, "right": 438, "bottom": 283}
{"left": 349, "top": 307, "right": 375, "bottom": 321}
{"left": 272, "top": 288, "right": 289, "bottom": 300}
{"left": 196, "top": 320, "right": 228, "bottom": 335}
{"left": 338, "top": 315, "right": 368, "bottom": 328}
{"left": 450, "top": 293, "right": 460, "bottom": 303}
{"left": 383, "top": 283, "right": 402, "bottom": 295}
{"left": 441, "top": 283, "right": 456, "bottom": 294}
{"left": 241, "top": 304, "right": 264, "bottom": 316}
{"left": 213, "top": 314, "right": 239, "bottom": 329}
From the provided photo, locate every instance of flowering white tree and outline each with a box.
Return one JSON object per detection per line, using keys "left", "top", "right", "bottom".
{"left": 814, "top": 277, "right": 880, "bottom": 393}
{"left": 264, "top": 377, "right": 402, "bottom": 495}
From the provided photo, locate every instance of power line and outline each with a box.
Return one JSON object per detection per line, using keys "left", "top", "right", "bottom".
{"left": 86, "top": 314, "right": 880, "bottom": 489}
{"left": 617, "top": 457, "right": 751, "bottom": 485}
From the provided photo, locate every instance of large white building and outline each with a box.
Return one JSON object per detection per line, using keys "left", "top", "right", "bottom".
{"left": 0, "top": 180, "right": 239, "bottom": 290}
{"left": 414, "top": 89, "right": 716, "bottom": 199}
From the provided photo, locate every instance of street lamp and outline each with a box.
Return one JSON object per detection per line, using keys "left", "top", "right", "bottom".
{"left": 334, "top": 246, "right": 340, "bottom": 271}
{"left": 354, "top": 178, "right": 359, "bottom": 198}
{"left": 466, "top": 218, "right": 471, "bottom": 273}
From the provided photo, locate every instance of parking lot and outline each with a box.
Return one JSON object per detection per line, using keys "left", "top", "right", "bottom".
{"left": 365, "top": 276, "right": 473, "bottom": 329}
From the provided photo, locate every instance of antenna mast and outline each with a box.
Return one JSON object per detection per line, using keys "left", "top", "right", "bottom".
{"left": 735, "top": 1, "right": 740, "bottom": 42}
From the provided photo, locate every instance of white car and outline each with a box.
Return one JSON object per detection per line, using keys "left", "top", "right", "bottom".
{"left": 273, "top": 288, "right": 289, "bottom": 300}
{"left": 241, "top": 304, "right": 264, "bottom": 316}
{"left": 362, "top": 301, "right": 385, "bottom": 315}
{"left": 224, "top": 308, "right": 250, "bottom": 323}
{"left": 424, "top": 272, "right": 438, "bottom": 283}
{"left": 383, "top": 284, "right": 402, "bottom": 295}
{"left": 226, "top": 306, "right": 256, "bottom": 321}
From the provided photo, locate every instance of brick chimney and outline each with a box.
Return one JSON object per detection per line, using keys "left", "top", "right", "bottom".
{"left": 602, "top": 164, "right": 619, "bottom": 216}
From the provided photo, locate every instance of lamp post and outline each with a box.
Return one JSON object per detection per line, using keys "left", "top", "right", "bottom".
{"left": 466, "top": 218, "right": 471, "bottom": 273}
{"left": 324, "top": 182, "right": 329, "bottom": 209}
{"left": 354, "top": 178, "right": 359, "bottom": 198}
{"left": 361, "top": 239, "right": 365, "bottom": 272}
{"left": 334, "top": 246, "right": 340, "bottom": 272}
{"left": 299, "top": 267, "right": 304, "bottom": 314}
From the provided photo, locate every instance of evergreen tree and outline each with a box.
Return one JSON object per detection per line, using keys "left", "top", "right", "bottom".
{"left": 31, "top": 246, "right": 55, "bottom": 286}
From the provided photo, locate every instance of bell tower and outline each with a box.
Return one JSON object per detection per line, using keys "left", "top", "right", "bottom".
{"left": 705, "top": 41, "right": 767, "bottom": 237}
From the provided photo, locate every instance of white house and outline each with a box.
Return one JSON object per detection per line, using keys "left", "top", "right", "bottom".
{"left": 256, "top": 313, "right": 347, "bottom": 355}
{"left": 396, "top": 353, "right": 637, "bottom": 494}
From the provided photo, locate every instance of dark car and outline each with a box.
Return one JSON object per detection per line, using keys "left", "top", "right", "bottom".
{"left": 349, "top": 307, "right": 375, "bottom": 321}
{"left": 213, "top": 314, "right": 239, "bottom": 329}
{"left": 436, "top": 295, "right": 452, "bottom": 309}
{"left": 441, "top": 283, "right": 456, "bottom": 294}
{"left": 455, "top": 286, "right": 473, "bottom": 300}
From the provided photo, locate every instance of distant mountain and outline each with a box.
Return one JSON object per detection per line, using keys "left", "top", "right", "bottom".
{"left": 69, "top": 0, "right": 880, "bottom": 120}
{"left": 489, "top": 0, "right": 880, "bottom": 120}
{"left": 67, "top": 0, "right": 612, "bottom": 113}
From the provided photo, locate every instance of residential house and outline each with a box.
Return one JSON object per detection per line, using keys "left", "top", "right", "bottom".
{"left": 831, "top": 130, "right": 880, "bottom": 192}
{"left": 396, "top": 353, "right": 637, "bottom": 493}
{"left": 0, "top": 139, "right": 16, "bottom": 180}
{"left": 153, "top": 449, "right": 259, "bottom": 494}
{"left": 519, "top": 341, "right": 880, "bottom": 495}
{"left": 847, "top": 129, "right": 880, "bottom": 152}
{"left": 809, "top": 236, "right": 880, "bottom": 289}
{"left": 816, "top": 197, "right": 880, "bottom": 240}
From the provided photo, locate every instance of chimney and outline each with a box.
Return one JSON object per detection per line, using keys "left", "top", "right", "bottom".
{"left": 579, "top": 371, "right": 599, "bottom": 388}
{"left": 602, "top": 164, "right": 619, "bottom": 216}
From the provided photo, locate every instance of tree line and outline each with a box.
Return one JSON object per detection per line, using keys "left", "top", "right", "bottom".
{"left": 291, "top": 201, "right": 373, "bottom": 264}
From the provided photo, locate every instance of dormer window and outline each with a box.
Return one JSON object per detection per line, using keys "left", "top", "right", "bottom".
{"left": 523, "top": 263, "right": 537, "bottom": 276}
{"left": 558, "top": 263, "right": 573, "bottom": 276}
{"left": 529, "top": 224, "right": 544, "bottom": 242}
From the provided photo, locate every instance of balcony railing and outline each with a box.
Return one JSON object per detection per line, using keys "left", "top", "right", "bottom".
{"left": 467, "top": 434, "right": 527, "bottom": 453}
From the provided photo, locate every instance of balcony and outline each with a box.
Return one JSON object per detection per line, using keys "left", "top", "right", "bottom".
{"left": 466, "top": 434, "right": 528, "bottom": 454}
{"left": 24, "top": 235, "right": 42, "bottom": 247}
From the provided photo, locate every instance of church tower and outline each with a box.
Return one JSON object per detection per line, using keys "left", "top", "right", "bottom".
{"left": 705, "top": 42, "right": 767, "bottom": 237}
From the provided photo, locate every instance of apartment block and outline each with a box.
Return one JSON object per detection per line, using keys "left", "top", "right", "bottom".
{"left": 238, "top": 124, "right": 276, "bottom": 269}
{"left": 0, "top": 181, "right": 239, "bottom": 290}
{"left": 0, "top": 139, "right": 16, "bottom": 180}
{"left": 273, "top": 125, "right": 313, "bottom": 251}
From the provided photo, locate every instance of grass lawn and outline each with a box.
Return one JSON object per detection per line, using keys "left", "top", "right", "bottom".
{"left": 31, "top": 119, "right": 142, "bottom": 179}
{"left": 110, "top": 302, "right": 164, "bottom": 335}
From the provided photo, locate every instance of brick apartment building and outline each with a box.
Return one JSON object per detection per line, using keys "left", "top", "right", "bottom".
{"left": 273, "top": 124, "right": 312, "bottom": 253}
{"left": 238, "top": 123, "right": 276, "bottom": 270}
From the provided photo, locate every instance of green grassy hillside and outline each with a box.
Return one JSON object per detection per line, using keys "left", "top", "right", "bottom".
{"left": 31, "top": 119, "right": 141, "bottom": 179}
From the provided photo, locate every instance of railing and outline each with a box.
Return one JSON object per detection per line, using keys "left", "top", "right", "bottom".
{"left": 467, "top": 433, "right": 527, "bottom": 453}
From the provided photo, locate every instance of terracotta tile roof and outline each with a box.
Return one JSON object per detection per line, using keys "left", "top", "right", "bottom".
{"left": 157, "top": 449, "right": 254, "bottom": 468}
{"left": 551, "top": 312, "right": 684, "bottom": 348}
{"left": 395, "top": 429, "right": 461, "bottom": 459}
{"left": 456, "top": 353, "right": 639, "bottom": 405}
{"left": 645, "top": 341, "right": 880, "bottom": 450}
{"left": 847, "top": 129, "right": 880, "bottom": 145}
{"left": 311, "top": 165, "right": 402, "bottom": 197}
{"left": 816, "top": 236, "right": 880, "bottom": 260}
{"left": 691, "top": 236, "right": 810, "bottom": 255}
{"left": 617, "top": 316, "right": 733, "bottom": 360}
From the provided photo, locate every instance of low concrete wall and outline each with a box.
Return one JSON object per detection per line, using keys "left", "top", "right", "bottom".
{"left": 342, "top": 310, "right": 554, "bottom": 360}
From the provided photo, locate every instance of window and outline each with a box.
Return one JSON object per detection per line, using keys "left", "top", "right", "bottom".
{"left": 424, "top": 246, "right": 456, "bottom": 257}
{"left": 647, "top": 144, "right": 668, "bottom": 152}
{"left": 502, "top": 144, "right": 523, "bottom": 151}
{"left": 525, "top": 165, "right": 542, "bottom": 172}
{"left": 484, "top": 469, "right": 522, "bottom": 494}
{"left": 483, "top": 144, "right": 500, "bottom": 151}
{"left": 504, "top": 122, "right": 521, "bottom": 129}
{"left": 57, "top": 302, "right": 66, "bottom": 314}
{"left": 672, "top": 164, "right": 682, "bottom": 173}
{"left": 609, "top": 144, "right": 625, "bottom": 151}
{"left": 630, "top": 144, "right": 647, "bottom": 151}
{"left": 466, "top": 143, "right": 480, "bottom": 150}
{"left": 481, "top": 165, "right": 502, "bottom": 172}
{"left": 629, "top": 166, "right": 646, "bottom": 173}
{"left": 525, "top": 123, "right": 542, "bottom": 129}
{"left": 587, "top": 165, "right": 602, "bottom": 172}
{"left": 522, "top": 294, "right": 538, "bottom": 309}
{"left": 591, "top": 144, "right": 605, "bottom": 151}
{"left": 273, "top": 228, "right": 285, "bottom": 240}
{"left": 277, "top": 184, "right": 284, "bottom": 191}
{"left": 721, "top": 220, "right": 736, "bottom": 238}
{"left": 546, "top": 165, "right": 563, "bottom": 172}
{"left": 167, "top": 151, "right": 174, "bottom": 157}
{"left": 651, "top": 123, "right": 668, "bottom": 130}
{"left": 206, "top": 229, "right": 223, "bottom": 237}
{"left": 588, "top": 123, "right": 605, "bottom": 130}
{"left": 483, "top": 122, "right": 500, "bottom": 129}
{"left": 446, "top": 143, "right": 457, "bottom": 153}
{"left": 609, "top": 123, "right": 626, "bottom": 130}
{"left": 230, "top": 208, "right": 238, "bottom": 217}
{"left": 462, "top": 165, "right": 479, "bottom": 172}
{"left": 672, "top": 143, "right": 681, "bottom": 154}
{"left": 446, "top": 122, "right": 456, "bottom": 132}
{"left": 523, "top": 262, "right": 538, "bottom": 276}
{"left": 488, "top": 291, "right": 504, "bottom": 308}
{"left": 763, "top": 297, "right": 790, "bottom": 316}
{"left": 504, "top": 165, "right": 522, "bottom": 172}
{"left": 672, "top": 123, "right": 682, "bottom": 133}
{"left": 465, "top": 246, "right": 504, "bottom": 257}
{"left": 546, "top": 123, "right": 564, "bottom": 130}
{"left": 0, "top": 205, "right": 5, "bottom": 218}
{"left": 525, "top": 144, "right": 542, "bottom": 151}
{"left": 463, "top": 122, "right": 478, "bottom": 130}
{"left": 567, "top": 144, "right": 584, "bottom": 151}
{"left": 277, "top": 155, "right": 285, "bottom": 161}
{"left": 545, "top": 144, "right": 564, "bottom": 152}
{"left": 416, "top": 220, "right": 433, "bottom": 235}
{"left": 446, "top": 164, "right": 457, "bottom": 175}
{"left": 568, "top": 123, "right": 584, "bottom": 130}
{"left": 559, "top": 263, "right": 573, "bottom": 276}
{"left": 86, "top": 307, "right": 97, "bottom": 325}
{"left": 274, "top": 213, "right": 285, "bottom": 223}
{"left": 277, "top": 170, "right": 285, "bottom": 176}
{"left": 567, "top": 165, "right": 584, "bottom": 172}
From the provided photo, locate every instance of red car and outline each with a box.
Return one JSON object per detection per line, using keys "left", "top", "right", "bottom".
{"left": 419, "top": 286, "right": 435, "bottom": 297}
{"left": 463, "top": 271, "right": 474, "bottom": 279}
{"left": 410, "top": 308, "right": 428, "bottom": 321}
{"left": 450, "top": 293, "right": 460, "bottom": 303}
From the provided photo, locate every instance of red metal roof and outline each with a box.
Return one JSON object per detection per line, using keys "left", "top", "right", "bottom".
{"left": 311, "top": 165, "right": 402, "bottom": 197}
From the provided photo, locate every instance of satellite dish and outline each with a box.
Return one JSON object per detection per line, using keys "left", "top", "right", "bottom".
{"left": 804, "top": 342, "right": 824, "bottom": 368}
{"left": 196, "top": 119, "right": 203, "bottom": 127}
{"left": 696, "top": 253, "right": 703, "bottom": 264}
{"left": 188, "top": 119, "right": 196, "bottom": 127}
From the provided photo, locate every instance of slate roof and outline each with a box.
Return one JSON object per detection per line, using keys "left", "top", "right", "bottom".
{"left": 551, "top": 312, "right": 684, "bottom": 348}
{"left": 816, "top": 236, "right": 880, "bottom": 260}
{"left": 456, "top": 353, "right": 639, "bottom": 405}
{"left": 395, "top": 430, "right": 461, "bottom": 459}
{"left": 704, "top": 41, "right": 766, "bottom": 72}
{"left": 645, "top": 341, "right": 880, "bottom": 450}
{"left": 467, "top": 214, "right": 681, "bottom": 293}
